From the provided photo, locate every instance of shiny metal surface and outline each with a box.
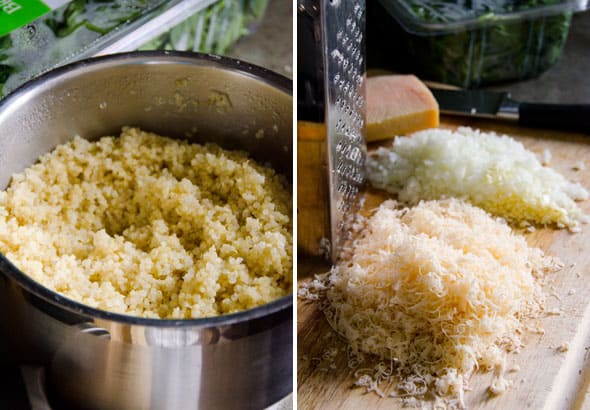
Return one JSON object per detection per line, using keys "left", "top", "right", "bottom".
{"left": 430, "top": 88, "right": 520, "bottom": 120}
{"left": 0, "top": 51, "right": 292, "bottom": 410}
{"left": 321, "top": 0, "right": 367, "bottom": 262}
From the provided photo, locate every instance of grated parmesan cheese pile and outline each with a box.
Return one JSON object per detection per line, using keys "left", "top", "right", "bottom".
{"left": 303, "top": 199, "right": 561, "bottom": 405}
{"left": 366, "top": 127, "right": 589, "bottom": 230}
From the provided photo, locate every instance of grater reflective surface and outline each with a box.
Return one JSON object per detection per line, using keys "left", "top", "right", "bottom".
{"left": 320, "top": 0, "right": 366, "bottom": 263}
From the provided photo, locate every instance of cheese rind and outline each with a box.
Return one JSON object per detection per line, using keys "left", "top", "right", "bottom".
{"left": 366, "top": 75, "right": 439, "bottom": 142}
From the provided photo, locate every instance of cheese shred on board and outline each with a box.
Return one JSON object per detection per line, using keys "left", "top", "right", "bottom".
{"left": 366, "top": 127, "right": 589, "bottom": 230}
{"left": 301, "top": 199, "right": 562, "bottom": 406}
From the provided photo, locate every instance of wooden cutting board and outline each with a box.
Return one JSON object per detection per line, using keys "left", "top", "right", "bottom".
{"left": 297, "top": 117, "right": 590, "bottom": 410}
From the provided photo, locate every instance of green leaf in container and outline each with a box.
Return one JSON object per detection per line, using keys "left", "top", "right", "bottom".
{"left": 139, "top": 0, "right": 268, "bottom": 55}
{"left": 0, "top": 0, "right": 167, "bottom": 97}
{"left": 368, "top": 0, "right": 572, "bottom": 87}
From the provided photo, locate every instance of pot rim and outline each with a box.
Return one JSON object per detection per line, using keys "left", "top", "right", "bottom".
{"left": 0, "top": 51, "right": 293, "bottom": 328}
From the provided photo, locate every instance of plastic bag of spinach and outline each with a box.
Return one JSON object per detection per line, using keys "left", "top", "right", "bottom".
{"left": 0, "top": 0, "right": 167, "bottom": 97}
{"left": 139, "top": 0, "right": 269, "bottom": 54}
{"left": 368, "top": 0, "right": 573, "bottom": 88}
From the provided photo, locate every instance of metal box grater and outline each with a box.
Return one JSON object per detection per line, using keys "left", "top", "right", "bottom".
{"left": 297, "top": 0, "right": 366, "bottom": 263}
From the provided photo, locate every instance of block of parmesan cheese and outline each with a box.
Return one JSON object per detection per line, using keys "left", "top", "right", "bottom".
{"left": 366, "top": 74, "right": 439, "bottom": 142}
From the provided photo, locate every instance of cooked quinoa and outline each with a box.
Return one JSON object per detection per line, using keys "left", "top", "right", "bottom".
{"left": 0, "top": 127, "right": 292, "bottom": 319}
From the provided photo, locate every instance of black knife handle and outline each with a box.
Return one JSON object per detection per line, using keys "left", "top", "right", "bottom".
{"left": 519, "top": 103, "right": 590, "bottom": 134}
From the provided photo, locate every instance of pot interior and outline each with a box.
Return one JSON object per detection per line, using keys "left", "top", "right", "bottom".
{"left": 0, "top": 52, "right": 292, "bottom": 189}
{"left": 0, "top": 52, "right": 293, "bottom": 324}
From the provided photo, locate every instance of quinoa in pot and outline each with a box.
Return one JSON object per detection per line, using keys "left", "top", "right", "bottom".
{"left": 0, "top": 127, "right": 292, "bottom": 319}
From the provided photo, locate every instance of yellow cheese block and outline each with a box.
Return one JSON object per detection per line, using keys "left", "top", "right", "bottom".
{"left": 366, "top": 74, "right": 439, "bottom": 142}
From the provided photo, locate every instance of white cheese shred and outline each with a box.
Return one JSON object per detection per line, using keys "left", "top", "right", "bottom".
{"left": 557, "top": 343, "right": 570, "bottom": 353}
{"left": 573, "top": 161, "right": 586, "bottom": 171}
{"left": 541, "top": 149, "right": 552, "bottom": 166}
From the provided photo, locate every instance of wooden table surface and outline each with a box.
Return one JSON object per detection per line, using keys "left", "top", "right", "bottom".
{"left": 297, "top": 117, "right": 590, "bottom": 410}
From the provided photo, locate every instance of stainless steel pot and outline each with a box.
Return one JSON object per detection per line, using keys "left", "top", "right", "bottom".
{"left": 0, "top": 52, "right": 292, "bottom": 410}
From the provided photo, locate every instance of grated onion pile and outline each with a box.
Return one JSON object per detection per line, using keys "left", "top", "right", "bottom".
{"left": 366, "top": 127, "right": 589, "bottom": 230}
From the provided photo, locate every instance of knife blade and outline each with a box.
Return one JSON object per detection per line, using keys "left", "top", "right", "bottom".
{"left": 430, "top": 88, "right": 590, "bottom": 134}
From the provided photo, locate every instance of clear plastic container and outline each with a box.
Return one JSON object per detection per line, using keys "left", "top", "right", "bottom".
{"left": 139, "top": 0, "right": 269, "bottom": 55}
{"left": 0, "top": 0, "right": 268, "bottom": 97}
{"left": 367, "top": 0, "right": 578, "bottom": 88}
